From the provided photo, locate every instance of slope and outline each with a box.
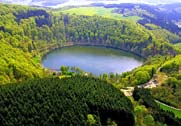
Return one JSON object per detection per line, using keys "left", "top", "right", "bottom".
{"left": 0, "top": 76, "right": 134, "bottom": 126}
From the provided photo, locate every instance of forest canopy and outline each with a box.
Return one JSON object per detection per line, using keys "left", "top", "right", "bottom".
{"left": 0, "top": 76, "right": 134, "bottom": 126}
{"left": 0, "top": 3, "right": 178, "bottom": 84}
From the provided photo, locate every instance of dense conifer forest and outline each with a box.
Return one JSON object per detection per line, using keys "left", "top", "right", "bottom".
{"left": 0, "top": 76, "right": 134, "bottom": 126}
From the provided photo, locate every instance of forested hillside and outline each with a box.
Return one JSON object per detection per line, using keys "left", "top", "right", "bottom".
{"left": 0, "top": 76, "right": 134, "bottom": 126}
{"left": 145, "top": 23, "right": 181, "bottom": 43}
{"left": 152, "top": 55, "right": 181, "bottom": 108}
{"left": 0, "top": 3, "right": 181, "bottom": 126}
{"left": 0, "top": 42, "right": 43, "bottom": 84}
{"left": 103, "top": 3, "right": 181, "bottom": 35}
{"left": 0, "top": 3, "right": 178, "bottom": 84}
{"left": 133, "top": 87, "right": 181, "bottom": 126}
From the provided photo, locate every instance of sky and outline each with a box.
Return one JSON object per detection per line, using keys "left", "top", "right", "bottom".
{"left": 59, "top": 0, "right": 181, "bottom": 5}
{"left": 1, "top": 0, "right": 181, "bottom": 8}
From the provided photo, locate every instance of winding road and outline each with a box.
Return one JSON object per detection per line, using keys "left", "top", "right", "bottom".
{"left": 120, "top": 67, "right": 181, "bottom": 112}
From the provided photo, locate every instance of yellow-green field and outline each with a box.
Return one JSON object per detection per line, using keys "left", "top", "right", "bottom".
{"left": 174, "top": 43, "right": 181, "bottom": 49}
{"left": 56, "top": 7, "right": 141, "bottom": 22}
{"left": 156, "top": 100, "right": 181, "bottom": 118}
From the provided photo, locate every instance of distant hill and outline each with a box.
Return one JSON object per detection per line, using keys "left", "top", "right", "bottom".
{"left": 161, "top": 3, "right": 181, "bottom": 13}
{"left": 1, "top": 0, "right": 181, "bottom": 8}
{"left": 97, "top": 3, "right": 181, "bottom": 35}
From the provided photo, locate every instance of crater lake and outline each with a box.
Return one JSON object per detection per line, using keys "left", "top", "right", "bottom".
{"left": 42, "top": 46, "right": 144, "bottom": 75}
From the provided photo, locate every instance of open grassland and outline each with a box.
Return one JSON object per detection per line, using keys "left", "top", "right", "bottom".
{"left": 174, "top": 43, "right": 181, "bottom": 49}
{"left": 57, "top": 7, "right": 141, "bottom": 22}
{"left": 156, "top": 100, "right": 181, "bottom": 118}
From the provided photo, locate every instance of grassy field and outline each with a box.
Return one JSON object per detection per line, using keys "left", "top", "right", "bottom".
{"left": 174, "top": 42, "right": 181, "bottom": 49}
{"left": 56, "top": 7, "right": 141, "bottom": 22}
{"left": 156, "top": 100, "right": 181, "bottom": 118}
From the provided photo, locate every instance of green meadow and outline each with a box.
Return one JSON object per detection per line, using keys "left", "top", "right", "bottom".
{"left": 57, "top": 7, "right": 141, "bottom": 22}
{"left": 174, "top": 42, "right": 181, "bottom": 49}
{"left": 156, "top": 100, "right": 181, "bottom": 118}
